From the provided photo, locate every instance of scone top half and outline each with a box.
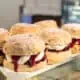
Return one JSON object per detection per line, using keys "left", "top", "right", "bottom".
{"left": 9, "top": 23, "right": 41, "bottom": 36}
{"left": 62, "top": 23, "right": 80, "bottom": 39}
{"left": 0, "top": 28, "right": 9, "bottom": 49}
{"left": 40, "top": 28, "right": 72, "bottom": 51}
{"left": 34, "top": 20, "right": 58, "bottom": 29}
{"left": 62, "top": 23, "right": 80, "bottom": 53}
{"left": 3, "top": 34, "right": 46, "bottom": 70}
{"left": 3, "top": 34, "right": 45, "bottom": 56}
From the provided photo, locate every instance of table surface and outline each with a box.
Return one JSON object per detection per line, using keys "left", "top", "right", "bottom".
{"left": 71, "top": 71, "right": 80, "bottom": 80}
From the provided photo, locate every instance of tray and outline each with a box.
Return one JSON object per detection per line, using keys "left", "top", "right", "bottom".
{"left": 0, "top": 54, "right": 79, "bottom": 80}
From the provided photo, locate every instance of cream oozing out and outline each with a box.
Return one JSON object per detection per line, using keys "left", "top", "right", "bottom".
{"left": 47, "top": 45, "right": 67, "bottom": 50}
{"left": 6, "top": 55, "right": 12, "bottom": 62}
{"left": 18, "top": 56, "right": 30, "bottom": 64}
{"left": 6, "top": 51, "right": 44, "bottom": 64}
{"left": 35, "top": 51, "right": 44, "bottom": 61}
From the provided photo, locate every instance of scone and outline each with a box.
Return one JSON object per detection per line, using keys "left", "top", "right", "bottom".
{"left": 0, "top": 28, "right": 9, "bottom": 65}
{"left": 62, "top": 23, "right": 80, "bottom": 54}
{"left": 9, "top": 23, "right": 40, "bottom": 36}
{"left": 34, "top": 20, "right": 58, "bottom": 29}
{"left": 40, "top": 28, "right": 72, "bottom": 64}
{"left": 3, "top": 34, "right": 47, "bottom": 72}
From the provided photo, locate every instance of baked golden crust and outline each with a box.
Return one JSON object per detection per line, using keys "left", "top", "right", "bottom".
{"left": 4, "top": 59, "right": 47, "bottom": 72}
{"left": 72, "top": 44, "right": 80, "bottom": 54}
{"left": 40, "top": 28, "right": 72, "bottom": 50}
{"left": 34, "top": 20, "right": 58, "bottom": 29}
{"left": 3, "top": 34, "right": 45, "bottom": 56}
{"left": 0, "top": 28, "right": 9, "bottom": 49}
{"left": 0, "top": 32, "right": 8, "bottom": 43}
{"left": 62, "top": 23, "right": 80, "bottom": 54}
{"left": 9, "top": 23, "right": 40, "bottom": 36}
{"left": 0, "top": 28, "right": 8, "bottom": 65}
{"left": 0, "top": 28, "right": 9, "bottom": 43}
{"left": 62, "top": 23, "right": 80, "bottom": 38}
{"left": 46, "top": 49, "right": 72, "bottom": 64}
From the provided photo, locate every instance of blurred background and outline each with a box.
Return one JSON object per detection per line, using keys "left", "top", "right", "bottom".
{"left": 0, "top": 0, "right": 80, "bottom": 28}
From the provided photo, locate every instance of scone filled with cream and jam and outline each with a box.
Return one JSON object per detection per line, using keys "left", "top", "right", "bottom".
{"left": 3, "top": 34, "right": 47, "bottom": 72}
{"left": 0, "top": 28, "right": 9, "bottom": 65}
{"left": 62, "top": 23, "right": 80, "bottom": 54}
{"left": 40, "top": 28, "right": 72, "bottom": 64}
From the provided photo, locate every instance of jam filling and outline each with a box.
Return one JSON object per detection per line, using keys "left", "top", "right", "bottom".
{"left": 73, "top": 38, "right": 80, "bottom": 45}
{"left": 47, "top": 38, "right": 80, "bottom": 52}
{"left": 25, "top": 54, "right": 46, "bottom": 67}
{"left": 12, "top": 56, "right": 21, "bottom": 72}
{"left": 0, "top": 50, "right": 5, "bottom": 56}
{"left": 0, "top": 50, "right": 5, "bottom": 66}
{"left": 11, "top": 54, "right": 46, "bottom": 72}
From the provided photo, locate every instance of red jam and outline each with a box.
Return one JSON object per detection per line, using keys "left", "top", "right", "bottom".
{"left": 0, "top": 50, "right": 5, "bottom": 56}
{"left": 74, "top": 38, "right": 80, "bottom": 45}
{"left": 48, "top": 38, "right": 80, "bottom": 52}
{"left": 0, "top": 50, "right": 5, "bottom": 66}
{"left": 12, "top": 56, "right": 21, "bottom": 72}
{"left": 25, "top": 54, "right": 46, "bottom": 67}
{"left": 25, "top": 55, "right": 37, "bottom": 67}
{"left": 11, "top": 54, "right": 46, "bottom": 72}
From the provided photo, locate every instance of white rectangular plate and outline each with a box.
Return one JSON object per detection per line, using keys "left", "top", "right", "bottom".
{"left": 0, "top": 54, "right": 79, "bottom": 80}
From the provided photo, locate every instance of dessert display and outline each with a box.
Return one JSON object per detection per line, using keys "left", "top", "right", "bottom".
{"left": 0, "top": 28, "right": 9, "bottom": 65}
{"left": 9, "top": 23, "right": 40, "bottom": 36}
{"left": 62, "top": 23, "right": 80, "bottom": 54}
{"left": 39, "top": 28, "right": 72, "bottom": 64}
{"left": 3, "top": 34, "right": 47, "bottom": 72}
{"left": 0, "top": 21, "right": 78, "bottom": 77}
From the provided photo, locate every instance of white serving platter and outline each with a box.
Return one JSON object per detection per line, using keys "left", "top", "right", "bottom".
{"left": 0, "top": 54, "right": 79, "bottom": 80}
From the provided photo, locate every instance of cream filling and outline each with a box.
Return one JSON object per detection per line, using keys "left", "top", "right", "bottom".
{"left": 47, "top": 45, "right": 67, "bottom": 50}
{"left": 6, "top": 55, "right": 12, "bottom": 62}
{"left": 18, "top": 56, "right": 30, "bottom": 64}
{"left": 6, "top": 51, "right": 44, "bottom": 65}
{"left": 35, "top": 51, "right": 44, "bottom": 62}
